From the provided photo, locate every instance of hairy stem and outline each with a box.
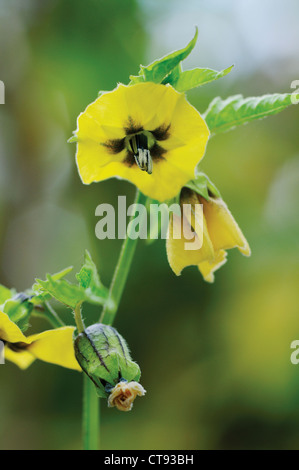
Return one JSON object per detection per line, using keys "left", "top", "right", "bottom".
{"left": 74, "top": 302, "right": 85, "bottom": 333}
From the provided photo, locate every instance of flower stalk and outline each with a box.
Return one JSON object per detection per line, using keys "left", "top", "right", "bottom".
{"left": 82, "top": 188, "right": 147, "bottom": 450}
{"left": 74, "top": 302, "right": 85, "bottom": 334}
{"left": 100, "top": 189, "right": 147, "bottom": 325}
{"left": 42, "top": 301, "right": 65, "bottom": 328}
{"left": 83, "top": 374, "right": 100, "bottom": 450}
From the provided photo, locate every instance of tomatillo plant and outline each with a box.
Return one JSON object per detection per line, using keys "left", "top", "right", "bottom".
{"left": 3, "top": 28, "right": 298, "bottom": 451}
{"left": 68, "top": 28, "right": 298, "bottom": 449}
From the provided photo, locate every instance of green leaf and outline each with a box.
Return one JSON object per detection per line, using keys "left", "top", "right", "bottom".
{"left": 97, "top": 90, "right": 110, "bottom": 97}
{"left": 128, "top": 74, "right": 145, "bottom": 85}
{"left": 185, "top": 172, "right": 221, "bottom": 201}
{"left": 34, "top": 255, "right": 109, "bottom": 309}
{"left": 35, "top": 276, "right": 87, "bottom": 309}
{"left": 32, "top": 266, "right": 74, "bottom": 304}
{"left": 76, "top": 250, "right": 109, "bottom": 303}
{"left": 36, "top": 275, "right": 109, "bottom": 310}
{"left": 139, "top": 27, "right": 198, "bottom": 84}
{"left": 203, "top": 93, "right": 299, "bottom": 135}
{"left": 164, "top": 65, "right": 234, "bottom": 92}
{"left": 161, "top": 63, "right": 182, "bottom": 86}
{"left": 67, "top": 135, "right": 78, "bottom": 143}
{"left": 52, "top": 266, "right": 74, "bottom": 280}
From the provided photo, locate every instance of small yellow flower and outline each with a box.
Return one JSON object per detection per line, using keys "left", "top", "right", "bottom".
{"left": 0, "top": 310, "right": 81, "bottom": 371}
{"left": 74, "top": 82, "right": 209, "bottom": 201}
{"left": 108, "top": 381, "right": 146, "bottom": 412}
{"left": 167, "top": 188, "right": 251, "bottom": 282}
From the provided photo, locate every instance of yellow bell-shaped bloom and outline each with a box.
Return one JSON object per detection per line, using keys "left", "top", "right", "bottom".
{"left": 0, "top": 310, "right": 81, "bottom": 371}
{"left": 166, "top": 188, "right": 251, "bottom": 282}
{"left": 74, "top": 82, "right": 209, "bottom": 201}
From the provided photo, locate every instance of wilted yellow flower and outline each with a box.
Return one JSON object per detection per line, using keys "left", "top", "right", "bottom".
{"left": 0, "top": 310, "right": 80, "bottom": 370}
{"left": 167, "top": 187, "right": 250, "bottom": 282}
{"left": 74, "top": 82, "right": 209, "bottom": 201}
{"left": 108, "top": 381, "right": 146, "bottom": 412}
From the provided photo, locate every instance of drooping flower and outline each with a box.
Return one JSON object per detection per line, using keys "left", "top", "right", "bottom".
{"left": 0, "top": 310, "right": 80, "bottom": 370}
{"left": 73, "top": 82, "right": 209, "bottom": 201}
{"left": 108, "top": 381, "right": 146, "bottom": 412}
{"left": 166, "top": 185, "right": 250, "bottom": 282}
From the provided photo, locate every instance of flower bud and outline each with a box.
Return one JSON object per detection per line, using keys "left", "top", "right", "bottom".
{"left": 74, "top": 323, "right": 146, "bottom": 410}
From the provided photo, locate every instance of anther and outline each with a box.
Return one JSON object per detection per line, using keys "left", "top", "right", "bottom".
{"left": 129, "top": 134, "right": 153, "bottom": 175}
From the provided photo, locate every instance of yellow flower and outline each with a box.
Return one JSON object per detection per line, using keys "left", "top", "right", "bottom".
{"left": 166, "top": 187, "right": 251, "bottom": 282}
{"left": 0, "top": 310, "right": 81, "bottom": 371}
{"left": 74, "top": 82, "right": 209, "bottom": 201}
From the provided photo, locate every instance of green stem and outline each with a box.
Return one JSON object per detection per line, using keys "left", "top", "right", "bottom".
{"left": 32, "top": 301, "right": 65, "bottom": 328}
{"left": 82, "top": 189, "right": 147, "bottom": 451}
{"left": 74, "top": 302, "right": 85, "bottom": 333}
{"left": 100, "top": 189, "right": 147, "bottom": 325}
{"left": 78, "top": 303, "right": 98, "bottom": 450}
{"left": 83, "top": 374, "right": 99, "bottom": 450}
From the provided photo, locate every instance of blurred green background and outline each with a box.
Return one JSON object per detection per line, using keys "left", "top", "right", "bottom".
{"left": 0, "top": 0, "right": 299, "bottom": 450}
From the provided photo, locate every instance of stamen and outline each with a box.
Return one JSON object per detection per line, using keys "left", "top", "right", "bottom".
{"left": 129, "top": 134, "right": 153, "bottom": 175}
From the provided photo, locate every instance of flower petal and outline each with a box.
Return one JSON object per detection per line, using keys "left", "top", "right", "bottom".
{"left": 122, "top": 82, "right": 174, "bottom": 130}
{"left": 169, "top": 92, "right": 210, "bottom": 146}
{"left": 81, "top": 157, "right": 196, "bottom": 201}
{"left": 200, "top": 196, "right": 251, "bottom": 256}
{"left": 26, "top": 327, "right": 81, "bottom": 371}
{"left": 76, "top": 140, "right": 126, "bottom": 185}
{"left": 0, "top": 310, "right": 30, "bottom": 344}
{"left": 77, "top": 85, "right": 129, "bottom": 140}
{"left": 198, "top": 249, "right": 228, "bottom": 283}
{"left": 4, "top": 346, "right": 36, "bottom": 370}
{"left": 108, "top": 381, "right": 146, "bottom": 412}
{"left": 166, "top": 207, "right": 215, "bottom": 276}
